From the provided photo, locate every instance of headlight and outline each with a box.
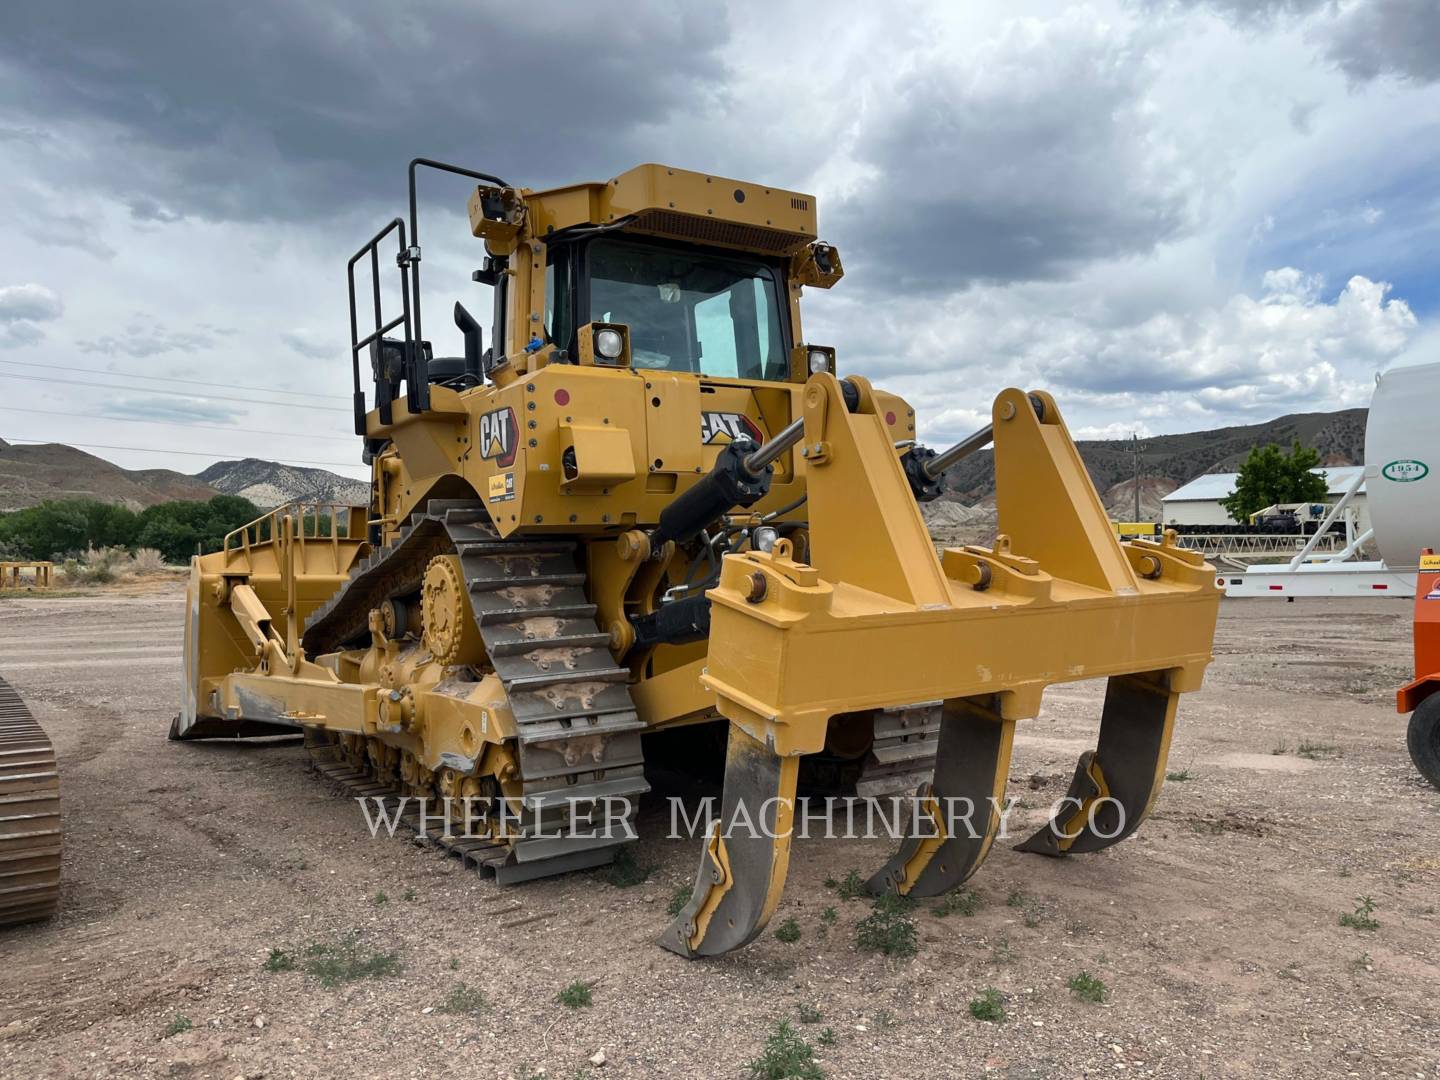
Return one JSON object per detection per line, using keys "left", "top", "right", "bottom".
{"left": 753, "top": 526, "right": 779, "bottom": 553}
{"left": 595, "top": 328, "right": 624, "bottom": 360}
{"left": 808, "top": 349, "right": 830, "bottom": 374}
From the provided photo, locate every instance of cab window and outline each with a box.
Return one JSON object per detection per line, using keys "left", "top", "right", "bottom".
{"left": 586, "top": 239, "right": 786, "bottom": 380}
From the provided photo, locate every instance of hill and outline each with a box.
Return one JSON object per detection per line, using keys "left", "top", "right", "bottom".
{"left": 196, "top": 459, "right": 369, "bottom": 508}
{"left": 0, "top": 442, "right": 218, "bottom": 512}
{"left": 937, "top": 407, "right": 1367, "bottom": 505}
{"left": 1, "top": 406, "right": 1367, "bottom": 515}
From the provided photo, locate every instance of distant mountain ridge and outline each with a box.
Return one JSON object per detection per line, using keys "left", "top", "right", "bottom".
{"left": 0, "top": 443, "right": 368, "bottom": 512}
{"left": 196, "top": 459, "right": 369, "bottom": 509}
{"left": 937, "top": 408, "right": 1368, "bottom": 506}
{"left": 0, "top": 442, "right": 219, "bottom": 512}
{"left": 1, "top": 406, "right": 1367, "bottom": 514}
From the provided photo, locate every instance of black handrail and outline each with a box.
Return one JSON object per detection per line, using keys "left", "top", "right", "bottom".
{"left": 345, "top": 161, "right": 513, "bottom": 434}
{"left": 404, "top": 159, "right": 510, "bottom": 413}
{"left": 346, "top": 218, "right": 410, "bottom": 434}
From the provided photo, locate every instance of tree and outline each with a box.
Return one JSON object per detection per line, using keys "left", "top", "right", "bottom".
{"left": 1220, "top": 441, "right": 1329, "bottom": 523}
{"left": 0, "top": 499, "right": 137, "bottom": 560}
{"left": 136, "top": 494, "right": 259, "bottom": 563}
{"left": 0, "top": 494, "right": 260, "bottom": 563}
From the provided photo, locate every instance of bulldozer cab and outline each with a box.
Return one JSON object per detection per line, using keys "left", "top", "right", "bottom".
{"left": 344, "top": 159, "right": 842, "bottom": 440}
{"left": 544, "top": 237, "right": 790, "bottom": 382}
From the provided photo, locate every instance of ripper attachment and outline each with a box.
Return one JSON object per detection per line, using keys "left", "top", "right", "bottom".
{"left": 661, "top": 376, "right": 1219, "bottom": 959}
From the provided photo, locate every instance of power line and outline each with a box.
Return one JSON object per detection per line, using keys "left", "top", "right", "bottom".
{"left": 2, "top": 437, "right": 363, "bottom": 471}
{"left": 0, "top": 372, "right": 351, "bottom": 413}
{"left": 0, "top": 405, "right": 355, "bottom": 441}
{"left": 0, "top": 358, "right": 342, "bottom": 400}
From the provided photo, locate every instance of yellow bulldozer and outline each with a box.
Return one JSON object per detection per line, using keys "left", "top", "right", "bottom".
{"left": 173, "top": 159, "right": 1221, "bottom": 958}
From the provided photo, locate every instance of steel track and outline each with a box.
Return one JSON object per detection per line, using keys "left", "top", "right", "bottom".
{"left": 302, "top": 500, "right": 648, "bottom": 882}
{"left": 0, "top": 677, "right": 61, "bottom": 926}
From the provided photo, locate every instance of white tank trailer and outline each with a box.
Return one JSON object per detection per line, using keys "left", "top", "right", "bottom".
{"left": 1221, "top": 362, "right": 1435, "bottom": 598}
{"left": 1365, "top": 360, "right": 1440, "bottom": 570}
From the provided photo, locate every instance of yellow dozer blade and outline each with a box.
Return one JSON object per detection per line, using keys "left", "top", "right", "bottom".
{"left": 661, "top": 376, "right": 1219, "bottom": 957}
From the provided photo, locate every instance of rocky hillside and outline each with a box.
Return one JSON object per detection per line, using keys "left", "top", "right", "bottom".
{"left": 196, "top": 459, "right": 369, "bottom": 508}
{"left": 1, "top": 406, "right": 1367, "bottom": 514}
{"left": 0, "top": 441, "right": 218, "bottom": 512}
{"left": 937, "top": 407, "right": 1367, "bottom": 505}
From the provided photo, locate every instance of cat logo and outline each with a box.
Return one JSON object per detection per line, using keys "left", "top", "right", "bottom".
{"left": 478, "top": 407, "right": 518, "bottom": 467}
{"left": 700, "top": 411, "right": 763, "bottom": 445}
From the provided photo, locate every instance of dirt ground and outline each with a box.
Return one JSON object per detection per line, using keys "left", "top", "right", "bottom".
{"left": 1, "top": 586, "right": 1437, "bottom": 1079}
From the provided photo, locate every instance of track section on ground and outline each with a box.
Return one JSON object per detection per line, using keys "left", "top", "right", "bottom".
{"left": 0, "top": 676, "right": 61, "bottom": 926}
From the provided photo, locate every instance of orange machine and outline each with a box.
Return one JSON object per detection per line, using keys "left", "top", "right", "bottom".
{"left": 1397, "top": 548, "right": 1440, "bottom": 788}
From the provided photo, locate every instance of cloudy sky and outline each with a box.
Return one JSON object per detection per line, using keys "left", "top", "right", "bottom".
{"left": 1, "top": 0, "right": 1437, "bottom": 480}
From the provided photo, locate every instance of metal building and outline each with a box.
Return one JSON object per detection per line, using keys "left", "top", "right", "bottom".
{"left": 1161, "top": 465, "right": 1369, "bottom": 532}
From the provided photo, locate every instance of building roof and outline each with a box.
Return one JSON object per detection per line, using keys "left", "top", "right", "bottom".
{"left": 1162, "top": 465, "right": 1365, "bottom": 504}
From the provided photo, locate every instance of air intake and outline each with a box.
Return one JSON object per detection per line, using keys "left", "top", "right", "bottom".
{"left": 628, "top": 210, "right": 811, "bottom": 255}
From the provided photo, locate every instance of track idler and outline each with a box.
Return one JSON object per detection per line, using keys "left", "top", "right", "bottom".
{"left": 1016, "top": 671, "right": 1178, "bottom": 856}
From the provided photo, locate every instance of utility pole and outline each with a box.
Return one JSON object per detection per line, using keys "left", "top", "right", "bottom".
{"left": 1131, "top": 434, "right": 1144, "bottom": 522}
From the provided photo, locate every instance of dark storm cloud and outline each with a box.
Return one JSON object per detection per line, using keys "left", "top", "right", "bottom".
{"left": 0, "top": 1, "right": 730, "bottom": 223}
{"left": 1159, "top": 0, "right": 1440, "bottom": 83}
{"left": 126, "top": 197, "right": 184, "bottom": 225}
{"left": 831, "top": 15, "right": 1196, "bottom": 293}
{"left": 1319, "top": 0, "right": 1440, "bottom": 84}
{"left": 1150, "top": 0, "right": 1332, "bottom": 22}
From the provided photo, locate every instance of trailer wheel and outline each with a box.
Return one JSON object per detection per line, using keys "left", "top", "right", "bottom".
{"left": 1409, "top": 694, "right": 1440, "bottom": 791}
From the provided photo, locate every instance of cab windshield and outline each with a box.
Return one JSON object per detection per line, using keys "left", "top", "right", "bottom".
{"left": 586, "top": 239, "right": 787, "bottom": 381}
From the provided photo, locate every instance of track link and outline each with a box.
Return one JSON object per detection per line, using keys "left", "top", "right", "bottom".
{"left": 0, "top": 677, "right": 61, "bottom": 927}
{"left": 303, "top": 500, "right": 648, "bottom": 882}
{"left": 855, "top": 701, "right": 941, "bottom": 800}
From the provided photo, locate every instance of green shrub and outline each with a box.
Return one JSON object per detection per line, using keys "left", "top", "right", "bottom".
{"left": 438, "top": 982, "right": 488, "bottom": 1014}
{"left": 262, "top": 947, "right": 294, "bottom": 972}
{"left": 968, "top": 989, "right": 1005, "bottom": 1022}
{"left": 933, "top": 889, "right": 981, "bottom": 918}
{"left": 667, "top": 884, "right": 693, "bottom": 916}
{"left": 1067, "top": 971, "right": 1107, "bottom": 1003}
{"left": 856, "top": 895, "right": 918, "bottom": 958}
{"left": 556, "top": 980, "right": 594, "bottom": 1008}
{"left": 163, "top": 1015, "right": 193, "bottom": 1038}
{"left": 598, "top": 846, "right": 655, "bottom": 888}
{"left": 835, "top": 869, "right": 867, "bottom": 901}
{"left": 745, "top": 1020, "right": 824, "bottom": 1080}
{"left": 302, "top": 934, "right": 400, "bottom": 988}
{"left": 1339, "top": 896, "right": 1379, "bottom": 931}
